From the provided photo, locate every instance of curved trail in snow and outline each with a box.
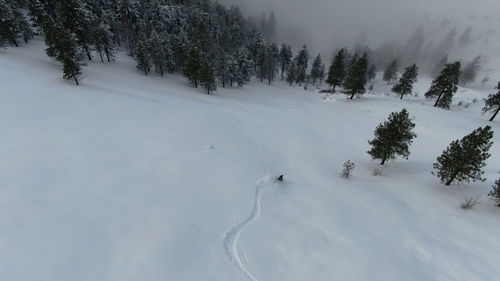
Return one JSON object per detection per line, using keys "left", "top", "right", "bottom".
{"left": 223, "top": 177, "right": 270, "bottom": 281}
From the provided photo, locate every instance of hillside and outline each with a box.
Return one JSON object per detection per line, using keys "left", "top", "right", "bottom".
{"left": 1, "top": 40, "right": 499, "bottom": 281}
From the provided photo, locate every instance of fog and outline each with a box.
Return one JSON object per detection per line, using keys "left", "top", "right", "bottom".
{"left": 217, "top": 0, "right": 500, "bottom": 64}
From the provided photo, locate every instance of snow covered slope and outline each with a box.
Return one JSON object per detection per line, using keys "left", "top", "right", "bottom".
{"left": 1, "top": 40, "right": 499, "bottom": 281}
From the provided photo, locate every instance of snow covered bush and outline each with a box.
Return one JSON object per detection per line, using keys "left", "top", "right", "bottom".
{"left": 489, "top": 179, "right": 500, "bottom": 207}
{"left": 342, "top": 160, "right": 355, "bottom": 178}
{"left": 373, "top": 167, "right": 384, "bottom": 176}
{"left": 460, "top": 196, "right": 480, "bottom": 210}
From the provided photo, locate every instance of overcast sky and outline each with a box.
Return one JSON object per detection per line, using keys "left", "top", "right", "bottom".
{"left": 217, "top": 0, "right": 500, "bottom": 57}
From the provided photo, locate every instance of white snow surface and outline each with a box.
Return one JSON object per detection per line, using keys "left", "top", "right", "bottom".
{"left": 1, "top": 40, "right": 500, "bottom": 281}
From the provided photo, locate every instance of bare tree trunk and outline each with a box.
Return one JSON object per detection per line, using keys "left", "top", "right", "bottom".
{"left": 98, "top": 50, "right": 104, "bottom": 63}
{"left": 105, "top": 50, "right": 111, "bottom": 62}
{"left": 489, "top": 106, "right": 500, "bottom": 121}
{"left": 85, "top": 46, "right": 92, "bottom": 61}
{"left": 434, "top": 91, "right": 444, "bottom": 107}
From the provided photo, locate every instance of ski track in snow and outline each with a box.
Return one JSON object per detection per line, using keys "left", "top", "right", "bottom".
{"left": 223, "top": 177, "right": 271, "bottom": 281}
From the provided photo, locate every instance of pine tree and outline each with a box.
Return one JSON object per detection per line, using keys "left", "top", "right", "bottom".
{"left": 56, "top": 0, "right": 93, "bottom": 60}
{"left": 184, "top": 43, "right": 201, "bottom": 88}
{"left": 216, "top": 51, "right": 230, "bottom": 88}
{"left": 230, "top": 47, "right": 252, "bottom": 87}
{"left": 343, "top": 52, "right": 368, "bottom": 99}
{"left": 92, "top": 22, "right": 115, "bottom": 63}
{"left": 483, "top": 82, "right": 500, "bottom": 121}
{"left": 199, "top": 60, "right": 216, "bottom": 94}
{"left": 0, "top": 0, "right": 19, "bottom": 46}
{"left": 41, "top": 17, "right": 84, "bottom": 85}
{"left": 163, "top": 35, "right": 176, "bottom": 73}
{"left": 489, "top": 179, "right": 500, "bottom": 207}
{"left": 433, "top": 126, "right": 494, "bottom": 186}
{"left": 149, "top": 30, "right": 165, "bottom": 76}
{"left": 279, "top": 44, "right": 292, "bottom": 79}
{"left": 294, "top": 45, "right": 309, "bottom": 86}
{"left": 367, "top": 109, "right": 417, "bottom": 165}
{"left": 265, "top": 43, "right": 280, "bottom": 85}
{"left": 286, "top": 61, "right": 297, "bottom": 86}
{"left": 326, "top": 49, "right": 345, "bottom": 93}
{"left": 383, "top": 59, "right": 399, "bottom": 84}
{"left": 425, "top": 61, "right": 461, "bottom": 109}
{"left": 310, "top": 54, "right": 323, "bottom": 86}
{"left": 366, "top": 64, "right": 376, "bottom": 82}
{"left": 392, "top": 64, "right": 418, "bottom": 99}
{"left": 135, "top": 37, "right": 151, "bottom": 75}
{"left": 318, "top": 63, "right": 326, "bottom": 85}
{"left": 11, "top": 3, "right": 33, "bottom": 43}
{"left": 345, "top": 51, "right": 357, "bottom": 75}
{"left": 255, "top": 42, "right": 267, "bottom": 82}
{"left": 60, "top": 30, "right": 84, "bottom": 85}
{"left": 460, "top": 56, "right": 481, "bottom": 86}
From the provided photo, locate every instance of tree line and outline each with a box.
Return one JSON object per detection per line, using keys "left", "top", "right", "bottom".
{"left": 2, "top": 0, "right": 500, "bottom": 118}
{"left": 1, "top": 0, "right": 493, "bottom": 99}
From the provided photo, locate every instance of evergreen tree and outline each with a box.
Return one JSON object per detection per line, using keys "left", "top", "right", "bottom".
{"left": 184, "top": 43, "right": 202, "bottom": 88}
{"left": 344, "top": 51, "right": 357, "bottom": 75}
{"left": 41, "top": 17, "right": 84, "bottom": 85}
{"left": 163, "top": 35, "right": 176, "bottom": 73}
{"left": 489, "top": 178, "right": 500, "bottom": 207}
{"left": 199, "top": 60, "right": 216, "bottom": 94}
{"left": 392, "top": 64, "right": 418, "bottom": 100}
{"left": 366, "top": 64, "right": 376, "bottom": 82}
{"left": 294, "top": 45, "right": 309, "bottom": 86}
{"left": 318, "top": 63, "right": 326, "bottom": 85}
{"left": 149, "top": 30, "right": 165, "bottom": 76}
{"left": 343, "top": 52, "right": 368, "bottom": 99}
{"left": 56, "top": 0, "right": 93, "bottom": 60}
{"left": 482, "top": 82, "right": 500, "bottom": 121}
{"left": 279, "top": 44, "right": 292, "bottom": 79}
{"left": 135, "top": 37, "right": 151, "bottom": 75}
{"left": 326, "top": 49, "right": 345, "bottom": 93}
{"left": 383, "top": 59, "right": 399, "bottom": 84}
{"left": 310, "top": 54, "right": 323, "bottom": 86}
{"left": 28, "top": 0, "right": 48, "bottom": 28}
{"left": 433, "top": 126, "right": 494, "bottom": 186}
{"left": 255, "top": 42, "right": 267, "bottom": 82}
{"left": 0, "top": 0, "right": 19, "bottom": 46}
{"left": 216, "top": 51, "right": 230, "bottom": 88}
{"left": 367, "top": 109, "right": 417, "bottom": 165}
{"left": 92, "top": 22, "right": 115, "bottom": 63}
{"left": 460, "top": 56, "right": 481, "bottom": 86}
{"left": 286, "top": 61, "right": 297, "bottom": 86}
{"left": 60, "top": 30, "right": 84, "bottom": 85}
{"left": 425, "top": 61, "right": 461, "bottom": 109}
{"left": 11, "top": 3, "right": 33, "bottom": 43}
{"left": 265, "top": 43, "right": 280, "bottom": 85}
{"left": 230, "top": 47, "right": 253, "bottom": 87}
